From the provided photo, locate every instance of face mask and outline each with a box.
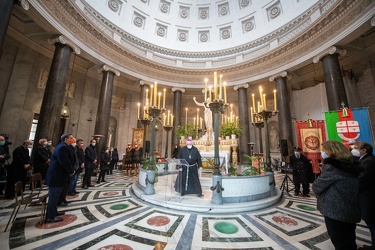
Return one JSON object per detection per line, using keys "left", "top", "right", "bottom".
{"left": 47, "top": 142, "right": 52, "bottom": 146}
{"left": 71, "top": 143, "right": 77, "bottom": 147}
{"left": 187, "top": 145, "right": 192, "bottom": 149}
{"left": 91, "top": 143, "right": 96, "bottom": 147}
{"left": 105, "top": 150, "right": 109, "bottom": 153}
{"left": 175, "top": 146, "right": 178, "bottom": 148}
{"left": 321, "top": 151, "right": 328, "bottom": 159}
{"left": 28, "top": 144, "right": 33, "bottom": 148}
{"left": 294, "top": 152, "right": 300, "bottom": 158}
{"left": 0, "top": 141, "right": 5, "bottom": 146}
{"left": 351, "top": 149, "right": 360, "bottom": 157}
{"left": 350, "top": 145, "right": 354, "bottom": 149}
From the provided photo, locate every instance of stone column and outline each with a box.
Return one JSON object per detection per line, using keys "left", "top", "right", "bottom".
{"left": 0, "top": 0, "right": 17, "bottom": 58}
{"left": 270, "top": 71, "right": 294, "bottom": 156}
{"left": 34, "top": 35, "right": 80, "bottom": 145}
{"left": 171, "top": 88, "right": 185, "bottom": 147}
{"left": 94, "top": 65, "right": 120, "bottom": 154}
{"left": 234, "top": 84, "right": 250, "bottom": 162}
{"left": 138, "top": 80, "right": 146, "bottom": 128}
{"left": 313, "top": 46, "right": 348, "bottom": 111}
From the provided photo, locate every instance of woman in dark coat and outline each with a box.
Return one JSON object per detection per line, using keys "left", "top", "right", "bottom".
{"left": 313, "top": 140, "right": 364, "bottom": 250}
{"left": 97, "top": 147, "right": 110, "bottom": 183}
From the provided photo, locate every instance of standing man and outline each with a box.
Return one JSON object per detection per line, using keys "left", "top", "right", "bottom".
{"left": 0, "top": 136, "right": 10, "bottom": 196}
{"left": 353, "top": 141, "right": 375, "bottom": 248}
{"left": 33, "top": 138, "right": 51, "bottom": 182}
{"left": 83, "top": 139, "right": 97, "bottom": 189}
{"left": 45, "top": 133, "right": 76, "bottom": 223}
{"left": 289, "top": 146, "right": 313, "bottom": 197}
{"left": 68, "top": 139, "right": 85, "bottom": 195}
{"left": 174, "top": 139, "right": 203, "bottom": 197}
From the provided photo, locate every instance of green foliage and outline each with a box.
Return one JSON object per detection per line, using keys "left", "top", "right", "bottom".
{"left": 228, "top": 164, "right": 237, "bottom": 176}
{"left": 241, "top": 154, "right": 264, "bottom": 176}
{"left": 176, "top": 124, "right": 196, "bottom": 138}
{"left": 220, "top": 122, "right": 242, "bottom": 137}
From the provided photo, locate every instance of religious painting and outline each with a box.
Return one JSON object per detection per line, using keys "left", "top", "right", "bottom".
{"left": 132, "top": 128, "right": 144, "bottom": 147}
{"left": 268, "top": 121, "right": 280, "bottom": 153}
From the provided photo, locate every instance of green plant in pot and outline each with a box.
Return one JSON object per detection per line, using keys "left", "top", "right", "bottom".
{"left": 241, "top": 154, "right": 264, "bottom": 176}
{"left": 176, "top": 123, "right": 196, "bottom": 139}
{"left": 141, "top": 158, "right": 158, "bottom": 183}
{"left": 220, "top": 122, "right": 242, "bottom": 138}
{"left": 176, "top": 125, "right": 187, "bottom": 139}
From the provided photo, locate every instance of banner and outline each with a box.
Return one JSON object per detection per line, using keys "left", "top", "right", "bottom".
{"left": 295, "top": 120, "right": 326, "bottom": 174}
{"left": 324, "top": 107, "right": 374, "bottom": 148}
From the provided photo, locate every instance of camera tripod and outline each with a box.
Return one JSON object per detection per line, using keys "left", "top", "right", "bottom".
{"left": 280, "top": 169, "right": 295, "bottom": 195}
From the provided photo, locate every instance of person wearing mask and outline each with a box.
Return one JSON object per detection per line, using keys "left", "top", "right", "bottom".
{"left": 313, "top": 140, "right": 364, "bottom": 250}
{"left": 67, "top": 138, "right": 82, "bottom": 196}
{"left": 5, "top": 140, "right": 32, "bottom": 198}
{"left": 174, "top": 139, "right": 203, "bottom": 197}
{"left": 45, "top": 133, "right": 76, "bottom": 223}
{"left": 109, "top": 147, "right": 119, "bottom": 174}
{"left": 172, "top": 144, "right": 180, "bottom": 158}
{"left": 68, "top": 139, "right": 85, "bottom": 195}
{"left": 32, "top": 138, "right": 51, "bottom": 182}
{"left": 46, "top": 139, "right": 55, "bottom": 154}
{"left": 97, "top": 147, "right": 110, "bottom": 183}
{"left": 0, "top": 136, "right": 11, "bottom": 196}
{"left": 353, "top": 141, "right": 375, "bottom": 248}
{"left": 83, "top": 139, "right": 97, "bottom": 189}
{"left": 133, "top": 143, "right": 142, "bottom": 176}
{"left": 123, "top": 143, "right": 134, "bottom": 176}
{"left": 289, "top": 146, "right": 313, "bottom": 197}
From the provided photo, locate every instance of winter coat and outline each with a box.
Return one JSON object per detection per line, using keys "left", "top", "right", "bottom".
{"left": 289, "top": 154, "right": 314, "bottom": 183}
{"left": 358, "top": 153, "right": 375, "bottom": 223}
{"left": 100, "top": 152, "right": 111, "bottom": 171}
{"left": 312, "top": 157, "right": 364, "bottom": 223}
{"left": 85, "top": 144, "right": 97, "bottom": 169}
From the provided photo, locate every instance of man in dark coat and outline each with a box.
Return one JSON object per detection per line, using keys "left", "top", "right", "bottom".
{"left": 5, "top": 140, "right": 32, "bottom": 198}
{"left": 97, "top": 147, "right": 110, "bottom": 183}
{"left": 354, "top": 141, "right": 375, "bottom": 248}
{"left": 32, "top": 138, "right": 51, "bottom": 181}
{"left": 289, "top": 146, "right": 313, "bottom": 197}
{"left": 0, "top": 136, "right": 11, "bottom": 195}
{"left": 68, "top": 139, "right": 85, "bottom": 195}
{"left": 174, "top": 139, "right": 203, "bottom": 197}
{"left": 45, "top": 133, "right": 76, "bottom": 223}
{"left": 83, "top": 139, "right": 97, "bottom": 189}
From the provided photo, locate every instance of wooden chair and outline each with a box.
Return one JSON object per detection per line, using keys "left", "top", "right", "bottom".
{"left": 4, "top": 180, "right": 47, "bottom": 232}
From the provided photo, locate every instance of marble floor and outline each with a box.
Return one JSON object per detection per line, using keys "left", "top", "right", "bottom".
{"left": 0, "top": 170, "right": 371, "bottom": 250}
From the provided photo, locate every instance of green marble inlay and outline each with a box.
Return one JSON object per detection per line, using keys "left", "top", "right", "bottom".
{"left": 115, "top": 184, "right": 125, "bottom": 186}
{"left": 214, "top": 222, "right": 239, "bottom": 234}
{"left": 110, "top": 204, "right": 129, "bottom": 210}
{"left": 296, "top": 204, "right": 317, "bottom": 211}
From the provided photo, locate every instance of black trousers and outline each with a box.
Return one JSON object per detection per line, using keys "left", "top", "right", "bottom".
{"left": 97, "top": 169, "right": 107, "bottom": 182}
{"left": 294, "top": 182, "right": 310, "bottom": 194}
{"left": 83, "top": 168, "right": 93, "bottom": 187}
{"left": 324, "top": 216, "right": 357, "bottom": 250}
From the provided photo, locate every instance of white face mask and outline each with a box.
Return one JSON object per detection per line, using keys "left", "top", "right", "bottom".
{"left": 294, "top": 152, "right": 301, "bottom": 158}
{"left": 91, "top": 143, "right": 96, "bottom": 147}
{"left": 187, "top": 145, "right": 192, "bottom": 149}
{"left": 71, "top": 143, "right": 77, "bottom": 147}
{"left": 351, "top": 149, "right": 360, "bottom": 157}
{"left": 105, "top": 150, "right": 109, "bottom": 153}
{"left": 47, "top": 142, "right": 52, "bottom": 146}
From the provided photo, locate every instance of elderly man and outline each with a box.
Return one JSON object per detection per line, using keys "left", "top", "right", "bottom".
{"left": 289, "top": 146, "right": 313, "bottom": 197}
{"left": 45, "top": 133, "right": 76, "bottom": 223}
{"left": 174, "top": 139, "right": 203, "bottom": 197}
{"left": 33, "top": 138, "right": 51, "bottom": 181}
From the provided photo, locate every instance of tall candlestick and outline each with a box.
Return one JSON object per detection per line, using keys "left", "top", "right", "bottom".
{"left": 230, "top": 104, "right": 233, "bottom": 113}
{"left": 214, "top": 72, "right": 218, "bottom": 100}
{"left": 219, "top": 74, "right": 222, "bottom": 99}
{"left": 193, "top": 117, "right": 196, "bottom": 127}
{"left": 209, "top": 85, "right": 212, "bottom": 100}
{"left": 150, "top": 86, "right": 153, "bottom": 107}
{"left": 204, "top": 78, "right": 208, "bottom": 101}
{"left": 163, "top": 88, "right": 166, "bottom": 109}
{"left": 230, "top": 111, "right": 233, "bottom": 123}
{"left": 263, "top": 94, "right": 266, "bottom": 110}
{"left": 252, "top": 94, "right": 255, "bottom": 113}
{"left": 200, "top": 117, "right": 202, "bottom": 129}
{"left": 167, "top": 110, "right": 170, "bottom": 125}
{"left": 259, "top": 87, "right": 263, "bottom": 107}
{"left": 224, "top": 82, "right": 227, "bottom": 103}
{"left": 158, "top": 92, "right": 161, "bottom": 109}
{"left": 258, "top": 101, "right": 260, "bottom": 113}
{"left": 137, "top": 103, "right": 140, "bottom": 119}
{"left": 171, "top": 115, "right": 174, "bottom": 126}
{"left": 196, "top": 108, "right": 199, "bottom": 126}
{"left": 185, "top": 108, "right": 188, "bottom": 128}
{"left": 163, "top": 114, "right": 166, "bottom": 125}
{"left": 154, "top": 82, "right": 157, "bottom": 106}
{"left": 146, "top": 89, "right": 149, "bottom": 103}
{"left": 273, "top": 89, "right": 277, "bottom": 111}
{"left": 250, "top": 107, "right": 253, "bottom": 122}
{"left": 144, "top": 106, "right": 147, "bottom": 119}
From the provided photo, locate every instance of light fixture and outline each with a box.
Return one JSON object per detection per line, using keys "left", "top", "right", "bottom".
{"left": 61, "top": 54, "right": 76, "bottom": 118}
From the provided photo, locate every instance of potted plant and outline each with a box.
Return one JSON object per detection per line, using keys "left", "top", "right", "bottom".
{"left": 220, "top": 122, "right": 242, "bottom": 139}
{"left": 176, "top": 125, "right": 187, "bottom": 139}
{"left": 140, "top": 158, "right": 158, "bottom": 183}
{"left": 176, "top": 123, "right": 196, "bottom": 139}
{"left": 241, "top": 154, "right": 264, "bottom": 176}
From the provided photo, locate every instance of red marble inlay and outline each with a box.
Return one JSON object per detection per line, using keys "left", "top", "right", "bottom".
{"left": 99, "top": 244, "right": 133, "bottom": 250}
{"left": 35, "top": 214, "right": 78, "bottom": 229}
{"left": 103, "top": 191, "right": 119, "bottom": 196}
{"left": 147, "top": 216, "right": 170, "bottom": 227}
{"left": 272, "top": 215, "right": 298, "bottom": 226}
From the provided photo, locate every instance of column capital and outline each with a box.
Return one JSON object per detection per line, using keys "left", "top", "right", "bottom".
{"left": 269, "top": 71, "right": 291, "bottom": 81}
{"left": 313, "top": 46, "right": 347, "bottom": 63}
{"left": 99, "top": 64, "right": 120, "bottom": 76}
{"left": 48, "top": 35, "right": 81, "bottom": 54}
{"left": 171, "top": 87, "right": 185, "bottom": 93}
{"left": 20, "top": 0, "right": 29, "bottom": 10}
{"left": 233, "top": 83, "right": 249, "bottom": 91}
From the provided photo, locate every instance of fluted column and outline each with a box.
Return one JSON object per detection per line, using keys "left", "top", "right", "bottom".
{"left": 270, "top": 71, "right": 294, "bottom": 156}
{"left": 234, "top": 84, "right": 250, "bottom": 162}
{"left": 95, "top": 65, "right": 120, "bottom": 153}
{"left": 34, "top": 35, "right": 80, "bottom": 145}
{"left": 313, "top": 46, "right": 348, "bottom": 110}
{"left": 171, "top": 87, "right": 185, "bottom": 147}
{"left": 0, "top": 0, "right": 17, "bottom": 58}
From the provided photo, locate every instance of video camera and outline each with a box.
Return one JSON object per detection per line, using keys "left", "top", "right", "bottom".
{"left": 0, "top": 134, "right": 12, "bottom": 145}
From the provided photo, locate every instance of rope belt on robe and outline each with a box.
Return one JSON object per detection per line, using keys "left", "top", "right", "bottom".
{"left": 185, "top": 163, "right": 197, "bottom": 191}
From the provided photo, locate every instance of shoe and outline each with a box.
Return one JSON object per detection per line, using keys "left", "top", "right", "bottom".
{"left": 56, "top": 211, "right": 65, "bottom": 216}
{"left": 303, "top": 194, "right": 310, "bottom": 197}
{"left": 294, "top": 192, "right": 299, "bottom": 196}
{"left": 101, "top": 180, "right": 107, "bottom": 182}
{"left": 67, "top": 193, "right": 76, "bottom": 196}
{"left": 45, "top": 217, "right": 63, "bottom": 223}
{"left": 88, "top": 185, "right": 95, "bottom": 187}
{"left": 57, "top": 202, "right": 68, "bottom": 207}
{"left": 197, "top": 194, "right": 204, "bottom": 197}
{"left": 63, "top": 200, "right": 72, "bottom": 204}
{"left": 74, "top": 191, "right": 80, "bottom": 194}
{"left": 96, "top": 181, "right": 100, "bottom": 184}
{"left": 82, "top": 186, "right": 88, "bottom": 189}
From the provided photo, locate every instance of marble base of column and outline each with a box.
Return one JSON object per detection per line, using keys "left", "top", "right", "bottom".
{"left": 144, "top": 169, "right": 156, "bottom": 195}
{"left": 211, "top": 175, "right": 223, "bottom": 205}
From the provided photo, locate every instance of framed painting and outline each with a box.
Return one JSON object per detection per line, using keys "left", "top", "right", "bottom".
{"left": 132, "top": 128, "right": 144, "bottom": 146}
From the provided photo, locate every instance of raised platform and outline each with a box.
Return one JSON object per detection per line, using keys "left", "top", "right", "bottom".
{"left": 132, "top": 173, "right": 282, "bottom": 214}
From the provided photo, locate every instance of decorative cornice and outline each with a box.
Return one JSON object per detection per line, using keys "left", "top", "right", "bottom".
{"left": 233, "top": 84, "right": 249, "bottom": 90}
{"left": 171, "top": 87, "right": 185, "bottom": 93}
{"left": 47, "top": 35, "right": 81, "bottom": 54}
{"left": 99, "top": 64, "right": 120, "bottom": 76}
{"left": 312, "top": 46, "right": 347, "bottom": 63}
{"left": 20, "top": 0, "right": 30, "bottom": 10}
{"left": 269, "top": 71, "right": 292, "bottom": 81}
{"left": 371, "top": 15, "right": 375, "bottom": 26}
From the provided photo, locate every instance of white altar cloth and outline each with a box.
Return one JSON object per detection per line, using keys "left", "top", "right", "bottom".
{"left": 200, "top": 151, "right": 229, "bottom": 174}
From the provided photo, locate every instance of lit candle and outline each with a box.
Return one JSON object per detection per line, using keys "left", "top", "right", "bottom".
{"left": 167, "top": 110, "right": 170, "bottom": 125}
{"left": 193, "top": 117, "right": 196, "bottom": 127}
{"left": 158, "top": 92, "right": 161, "bottom": 109}
{"left": 273, "top": 89, "right": 277, "bottom": 111}
{"left": 259, "top": 87, "right": 263, "bottom": 107}
{"left": 163, "top": 114, "right": 166, "bottom": 126}
{"left": 171, "top": 115, "right": 174, "bottom": 126}
{"left": 200, "top": 117, "right": 202, "bottom": 129}
{"left": 230, "top": 104, "right": 233, "bottom": 113}
{"left": 185, "top": 108, "right": 188, "bottom": 128}
{"left": 145, "top": 89, "right": 149, "bottom": 103}
{"left": 154, "top": 82, "right": 157, "bottom": 106}
{"left": 137, "top": 103, "right": 140, "bottom": 119}
{"left": 163, "top": 88, "right": 166, "bottom": 109}
{"left": 209, "top": 85, "right": 212, "bottom": 100}
{"left": 250, "top": 107, "right": 253, "bottom": 123}
{"left": 219, "top": 74, "right": 222, "bottom": 99}
{"left": 224, "top": 82, "right": 227, "bottom": 103}
{"left": 150, "top": 86, "right": 153, "bottom": 107}
{"left": 263, "top": 94, "right": 266, "bottom": 110}
{"left": 252, "top": 94, "right": 255, "bottom": 113}
{"left": 204, "top": 78, "right": 208, "bottom": 101}
{"left": 257, "top": 101, "right": 260, "bottom": 113}
{"left": 196, "top": 108, "right": 199, "bottom": 126}
{"left": 230, "top": 111, "right": 233, "bottom": 123}
{"left": 214, "top": 72, "right": 218, "bottom": 100}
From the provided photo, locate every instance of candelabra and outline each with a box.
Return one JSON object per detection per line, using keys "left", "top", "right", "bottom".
{"left": 251, "top": 121, "right": 264, "bottom": 153}
{"left": 254, "top": 110, "right": 278, "bottom": 171}
{"left": 139, "top": 118, "right": 151, "bottom": 159}
{"left": 143, "top": 106, "right": 165, "bottom": 195}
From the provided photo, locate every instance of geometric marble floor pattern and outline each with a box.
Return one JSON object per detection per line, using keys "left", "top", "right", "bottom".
{"left": 0, "top": 170, "right": 371, "bottom": 250}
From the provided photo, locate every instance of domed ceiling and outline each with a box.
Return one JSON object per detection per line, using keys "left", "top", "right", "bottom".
{"left": 27, "top": 0, "right": 374, "bottom": 87}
